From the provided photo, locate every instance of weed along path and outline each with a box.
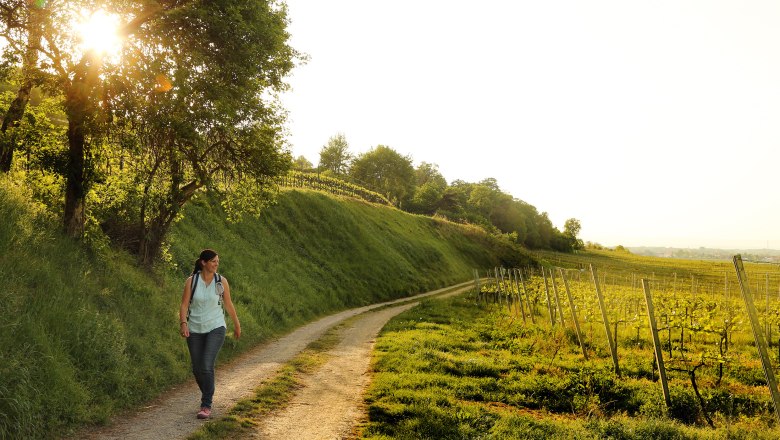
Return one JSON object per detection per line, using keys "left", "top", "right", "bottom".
{"left": 78, "top": 281, "right": 474, "bottom": 440}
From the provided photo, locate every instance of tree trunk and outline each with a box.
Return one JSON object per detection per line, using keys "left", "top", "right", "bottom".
{"left": 64, "top": 121, "right": 86, "bottom": 237}
{"left": 0, "top": 5, "right": 43, "bottom": 172}
{"left": 137, "top": 178, "right": 201, "bottom": 267}
{"left": 0, "top": 82, "right": 33, "bottom": 171}
{"left": 63, "top": 56, "right": 100, "bottom": 238}
{"left": 64, "top": 85, "right": 88, "bottom": 238}
{"left": 139, "top": 216, "right": 168, "bottom": 267}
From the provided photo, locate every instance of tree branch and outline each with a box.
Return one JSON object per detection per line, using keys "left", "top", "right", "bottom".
{"left": 40, "top": 30, "right": 68, "bottom": 78}
{"left": 0, "top": 1, "right": 24, "bottom": 29}
{"left": 118, "top": 0, "right": 199, "bottom": 38}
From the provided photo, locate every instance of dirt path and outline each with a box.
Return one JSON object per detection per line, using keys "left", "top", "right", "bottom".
{"left": 251, "top": 286, "right": 471, "bottom": 439}
{"left": 250, "top": 302, "right": 417, "bottom": 439}
{"left": 77, "top": 282, "right": 473, "bottom": 440}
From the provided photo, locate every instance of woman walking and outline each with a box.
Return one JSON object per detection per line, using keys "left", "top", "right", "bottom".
{"left": 179, "top": 249, "right": 241, "bottom": 419}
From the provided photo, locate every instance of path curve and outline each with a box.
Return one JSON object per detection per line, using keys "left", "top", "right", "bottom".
{"left": 251, "top": 301, "right": 418, "bottom": 439}
{"left": 76, "top": 282, "right": 473, "bottom": 440}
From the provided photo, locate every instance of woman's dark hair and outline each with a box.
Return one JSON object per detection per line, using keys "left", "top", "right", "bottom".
{"left": 192, "top": 249, "right": 218, "bottom": 275}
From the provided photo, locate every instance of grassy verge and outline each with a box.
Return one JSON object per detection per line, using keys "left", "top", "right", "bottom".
{"left": 361, "top": 295, "right": 780, "bottom": 439}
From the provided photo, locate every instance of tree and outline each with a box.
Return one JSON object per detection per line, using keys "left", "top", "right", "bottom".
{"left": 0, "top": 1, "right": 172, "bottom": 236}
{"left": 0, "top": 0, "right": 45, "bottom": 172}
{"left": 408, "top": 182, "right": 443, "bottom": 215}
{"left": 349, "top": 145, "right": 415, "bottom": 207}
{"left": 407, "top": 162, "right": 447, "bottom": 215}
{"left": 414, "top": 162, "right": 447, "bottom": 188}
{"left": 563, "top": 218, "right": 584, "bottom": 250}
{"left": 319, "top": 133, "right": 352, "bottom": 175}
{"left": 534, "top": 212, "right": 555, "bottom": 248}
{"left": 0, "top": 1, "right": 299, "bottom": 261}
{"left": 564, "top": 218, "right": 581, "bottom": 238}
{"left": 95, "top": 0, "right": 298, "bottom": 265}
{"left": 491, "top": 199, "right": 529, "bottom": 244}
{"left": 292, "top": 155, "right": 313, "bottom": 171}
{"left": 466, "top": 179, "right": 515, "bottom": 230}
{"left": 1, "top": 0, "right": 298, "bottom": 243}
{"left": 436, "top": 181, "right": 469, "bottom": 221}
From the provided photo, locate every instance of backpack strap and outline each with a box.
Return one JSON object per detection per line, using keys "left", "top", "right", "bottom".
{"left": 187, "top": 272, "right": 200, "bottom": 321}
{"left": 215, "top": 273, "right": 224, "bottom": 307}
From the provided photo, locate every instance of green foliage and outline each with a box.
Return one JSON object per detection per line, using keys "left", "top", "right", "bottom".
{"left": 318, "top": 132, "right": 353, "bottom": 176}
{"left": 564, "top": 218, "right": 584, "bottom": 250}
{"left": 349, "top": 145, "right": 415, "bottom": 207}
{"left": 2, "top": 0, "right": 300, "bottom": 249}
{"left": 406, "top": 162, "right": 448, "bottom": 215}
{"left": 292, "top": 155, "right": 314, "bottom": 171}
{"left": 432, "top": 178, "right": 576, "bottom": 252}
{"left": 408, "top": 181, "right": 446, "bottom": 215}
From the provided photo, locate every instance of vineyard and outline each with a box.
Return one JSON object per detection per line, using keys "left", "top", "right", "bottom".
{"left": 276, "top": 171, "right": 393, "bottom": 206}
{"left": 363, "top": 250, "right": 780, "bottom": 439}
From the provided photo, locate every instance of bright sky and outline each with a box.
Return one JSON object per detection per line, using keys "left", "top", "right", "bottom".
{"left": 280, "top": 0, "right": 780, "bottom": 250}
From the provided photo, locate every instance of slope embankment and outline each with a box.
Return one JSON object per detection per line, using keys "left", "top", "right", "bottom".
{"left": 0, "top": 184, "right": 531, "bottom": 439}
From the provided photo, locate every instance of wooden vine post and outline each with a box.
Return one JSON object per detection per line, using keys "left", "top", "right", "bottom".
{"left": 550, "top": 269, "right": 566, "bottom": 327}
{"left": 487, "top": 269, "right": 493, "bottom": 302}
{"left": 505, "top": 268, "right": 512, "bottom": 310}
{"left": 511, "top": 269, "right": 518, "bottom": 316}
{"left": 542, "top": 268, "right": 555, "bottom": 326}
{"left": 642, "top": 278, "right": 671, "bottom": 410}
{"left": 494, "top": 267, "right": 501, "bottom": 304}
{"left": 766, "top": 273, "right": 771, "bottom": 345}
{"left": 560, "top": 268, "right": 588, "bottom": 360}
{"left": 590, "top": 265, "right": 620, "bottom": 376}
{"left": 519, "top": 272, "right": 535, "bottom": 324}
{"left": 473, "top": 269, "right": 481, "bottom": 304}
{"left": 733, "top": 255, "right": 780, "bottom": 423}
{"left": 499, "top": 268, "right": 512, "bottom": 315}
{"left": 513, "top": 269, "right": 527, "bottom": 323}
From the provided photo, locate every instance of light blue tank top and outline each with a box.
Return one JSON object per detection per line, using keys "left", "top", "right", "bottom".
{"left": 187, "top": 273, "right": 226, "bottom": 333}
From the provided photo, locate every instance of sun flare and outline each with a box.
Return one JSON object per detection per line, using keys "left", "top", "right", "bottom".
{"left": 77, "top": 10, "right": 122, "bottom": 56}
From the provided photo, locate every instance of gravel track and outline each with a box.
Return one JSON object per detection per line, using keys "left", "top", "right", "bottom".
{"left": 251, "top": 301, "right": 419, "bottom": 439}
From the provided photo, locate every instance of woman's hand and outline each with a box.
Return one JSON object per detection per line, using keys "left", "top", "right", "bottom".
{"left": 233, "top": 324, "right": 241, "bottom": 340}
{"left": 180, "top": 322, "right": 190, "bottom": 338}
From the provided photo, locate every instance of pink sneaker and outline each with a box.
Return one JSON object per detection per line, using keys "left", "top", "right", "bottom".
{"left": 197, "top": 407, "right": 211, "bottom": 419}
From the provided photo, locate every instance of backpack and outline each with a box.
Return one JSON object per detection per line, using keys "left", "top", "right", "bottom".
{"left": 187, "top": 272, "right": 224, "bottom": 321}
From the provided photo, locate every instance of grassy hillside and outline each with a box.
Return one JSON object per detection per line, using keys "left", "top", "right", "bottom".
{"left": 0, "top": 181, "right": 531, "bottom": 439}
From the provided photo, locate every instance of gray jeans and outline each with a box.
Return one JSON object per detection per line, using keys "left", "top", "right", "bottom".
{"left": 186, "top": 326, "right": 226, "bottom": 409}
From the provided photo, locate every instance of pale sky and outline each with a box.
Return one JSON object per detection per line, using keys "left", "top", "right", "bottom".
{"left": 280, "top": 1, "right": 780, "bottom": 250}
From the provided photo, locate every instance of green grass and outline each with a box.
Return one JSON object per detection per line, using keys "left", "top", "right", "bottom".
{"left": 362, "top": 295, "right": 780, "bottom": 439}
{"left": 0, "top": 177, "right": 526, "bottom": 439}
